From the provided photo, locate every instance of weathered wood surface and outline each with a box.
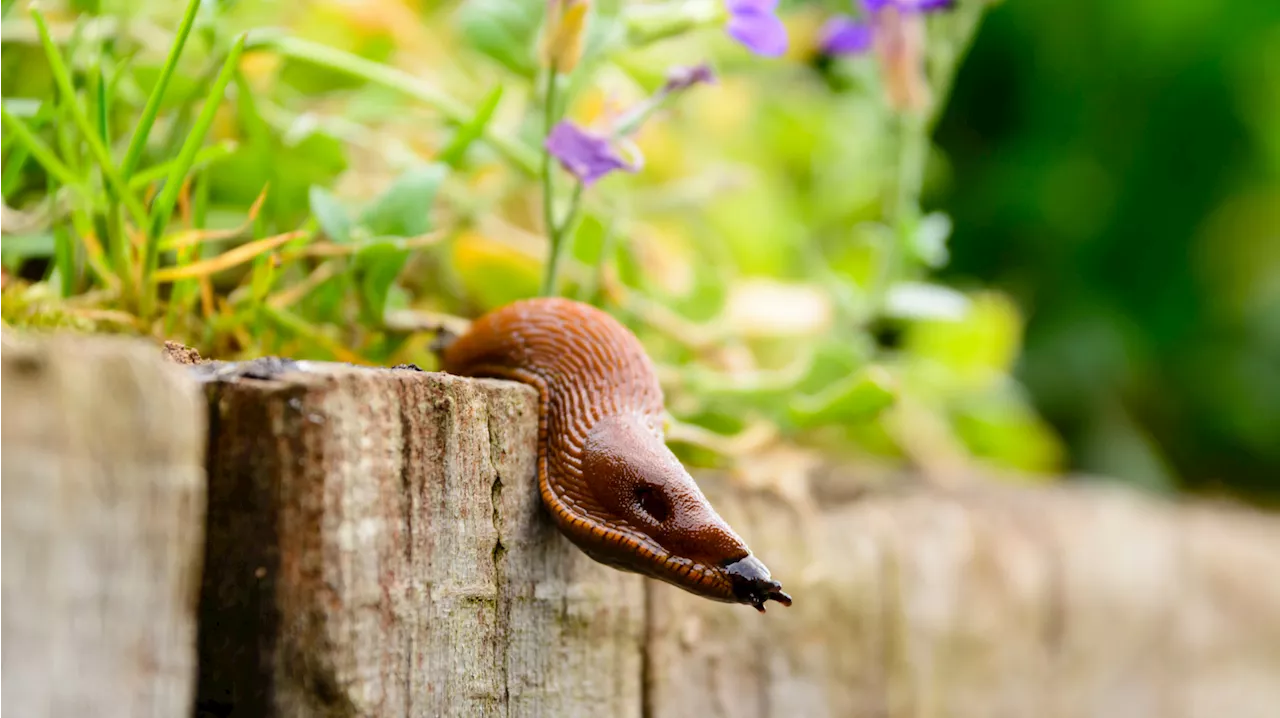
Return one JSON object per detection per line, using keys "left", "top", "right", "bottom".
{"left": 5, "top": 332, "right": 1279, "bottom": 718}
{"left": 191, "top": 358, "right": 643, "bottom": 718}
{"left": 1, "top": 333, "right": 206, "bottom": 718}
{"left": 655, "top": 480, "right": 1280, "bottom": 718}
{"left": 183, "top": 352, "right": 1280, "bottom": 718}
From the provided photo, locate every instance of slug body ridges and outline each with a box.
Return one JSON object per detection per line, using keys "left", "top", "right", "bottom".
{"left": 442, "top": 298, "right": 791, "bottom": 611}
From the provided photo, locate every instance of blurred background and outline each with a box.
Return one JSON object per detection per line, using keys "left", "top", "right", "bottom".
{"left": 935, "top": 0, "right": 1280, "bottom": 502}
{"left": 2, "top": 0, "right": 1277, "bottom": 504}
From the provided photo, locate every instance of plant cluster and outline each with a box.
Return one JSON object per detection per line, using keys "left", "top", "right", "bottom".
{"left": 1, "top": 0, "right": 1059, "bottom": 478}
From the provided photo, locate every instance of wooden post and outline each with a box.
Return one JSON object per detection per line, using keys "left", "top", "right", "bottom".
{"left": 191, "top": 360, "right": 644, "bottom": 718}
{"left": 1, "top": 333, "right": 206, "bottom": 718}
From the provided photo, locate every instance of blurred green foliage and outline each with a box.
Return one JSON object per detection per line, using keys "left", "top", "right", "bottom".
{"left": 9, "top": 0, "right": 1265, "bottom": 499}
{"left": 936, "top": 0, "right": 1280, "bottom": 501}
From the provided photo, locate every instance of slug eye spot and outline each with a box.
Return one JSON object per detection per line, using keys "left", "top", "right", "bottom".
{"left": 634, "top": 485, "right": 671, "bottom": 523}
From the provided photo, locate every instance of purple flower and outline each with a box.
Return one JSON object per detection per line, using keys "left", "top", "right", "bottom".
{"left": 725, "top": 0, "right": 789, "bottom": 58}
{"left": 818, "top": 16, "right": 874, "bottom": 55}
{"left": 545, "top": 64, "right": 714, "bottom": 186}
{"left": 544, "top": 121, "right": 641, "bottom": 187}
{"left": 818, "top": 0, "right": 954, "bottom": 56}
{"left": 864, "top": 0, "right": 955, "bottom": 11}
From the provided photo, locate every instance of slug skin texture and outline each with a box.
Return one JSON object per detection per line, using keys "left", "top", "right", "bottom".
{"left": 443, "top": 298, "right": 791, "bottom": 611}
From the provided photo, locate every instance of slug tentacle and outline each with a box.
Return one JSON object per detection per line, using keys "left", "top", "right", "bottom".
{"left": 442, "top": 297, "right": 791, "bottom": 611}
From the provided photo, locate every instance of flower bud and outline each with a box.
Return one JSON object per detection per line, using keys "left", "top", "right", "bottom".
{"left": 541, "top": 0, "right": 591, "bottom": 73}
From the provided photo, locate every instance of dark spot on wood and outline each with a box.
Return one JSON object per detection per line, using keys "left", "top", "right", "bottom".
{"left": 8, "top": 353, "right": 42, "bottom": 378}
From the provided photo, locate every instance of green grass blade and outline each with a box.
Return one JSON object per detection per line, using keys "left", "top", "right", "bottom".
{"left": 439, "top": 84, "right": 505, "bottom": 168}
{"left": 0, "top": 105, "right": 81, "bottom": 189}
{"left": 143, "top": 33, "right": 247, "bottom": 297}
{"left": 52, "top": 226, "right": 76, "bottom": 297}
{"left": 119, "top": 0, "right": 201, "bottom": 179}
{"left": 245, "top": 33, "right": 539, "bottom": 176}
{"left": 127, "top": 140, "right": 237, "bottom": 191}
{"left": 260, "top": 304, "right": 369, "bottom": 365}
{"left": 30, "top": 7, "right": 149, "bottom": 230}
{"left": 94, "top": 62, "right": 109, "bottom": 143}
{"left": 2, "top": 140, "right": 32, "bottom": 197}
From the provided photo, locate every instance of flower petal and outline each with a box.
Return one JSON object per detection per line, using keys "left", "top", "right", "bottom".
{"left": 861, "top": 0, "right": 955, "bottom": 14}
{"left": 903, "top": 0, "right": 956, "bottom": 11}
{"left": 726, "top": 7, "right": 789, "bottom": 57}
{"left": 727, "top": 0, "right": 779, "bottom": 13}
{"left": 544, "top": 121, "right": 640, "bottom": 186}
{"left": 818, "top": 16, "right": 874, "bottom": 55}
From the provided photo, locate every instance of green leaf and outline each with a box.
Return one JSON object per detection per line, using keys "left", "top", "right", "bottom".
{"left": 359, "top": 163, "right": 447, "bottom": 239}
{"left": 454, "top": 0, "right": 541, "bottom": 78}
{"left": 250, "top": 254, "right": 277, "bottom": 305}
{"left": 438, "top": 84, "right": 504, "bottom": 168}
{"left": 1, "top": 234, "right": 56, "bottom": 268}
{"left": 952, "top": 390, "right": 1065, "bottom": 475}
{"left": 210, "top": 130, "right": 347, "bottom": 226}
{"left": 795, "top": 336, "right": 875, "bottom": 396}
{"left": 911, "top": 212, "right": 952, "bottom": 268}
{"left": 788, "top": 366, "right": 897, "bottom": 428}
{"left": 351, "top": 241, "right": 411, "bottom": 325}
{"left": 308, "top": 185, "right": 352, "bottom": 243}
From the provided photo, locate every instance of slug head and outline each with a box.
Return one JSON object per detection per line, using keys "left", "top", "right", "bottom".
{"left": 581, "top": 414, "right": 792, "bottom": 611}
{"left": 724, "top": 554, "right": 793, "bottom": 613}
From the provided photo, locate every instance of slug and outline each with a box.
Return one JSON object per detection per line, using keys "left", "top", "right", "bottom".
{"left": 442, "top": 297, "right": 792, "bottom": 612}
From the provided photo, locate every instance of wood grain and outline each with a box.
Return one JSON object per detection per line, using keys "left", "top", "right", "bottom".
{"left": 2, "top": 333, "right": 206, "bottom": 718}
{"left": 648, "top": 479, "right": 1280, "bottom": 718}
{"left": 193, "top": 360, "right": 644, "bottom": 718}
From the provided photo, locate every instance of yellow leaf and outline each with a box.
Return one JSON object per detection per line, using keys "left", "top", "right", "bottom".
{"left": 160, "top": 186, "right": 270, "bottom": 251}
{"left": 153, "top": 231, "right": 309, "bottom": 283}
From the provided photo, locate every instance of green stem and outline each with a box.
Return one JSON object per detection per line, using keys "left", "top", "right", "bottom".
{"left": 106, "top": 201, "right": 132, "bottom": 301}
{"left": 542, "top": 181, "right": 586, "bottom": 297}
{"left": 580, "top": 215, "right": 618, "bottom": 305}
{"left": 539, "top": 66, "right": 561, "bottom": 296}
{"left": 870, "top": 111, "right": 928, "bottom": 318}
{"left": 894, "top": 112, "right": 927, "bottom": 230}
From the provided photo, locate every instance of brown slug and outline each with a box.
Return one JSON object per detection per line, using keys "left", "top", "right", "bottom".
{"left": 442, "top": 297, "right": 792, "bottom": 612}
